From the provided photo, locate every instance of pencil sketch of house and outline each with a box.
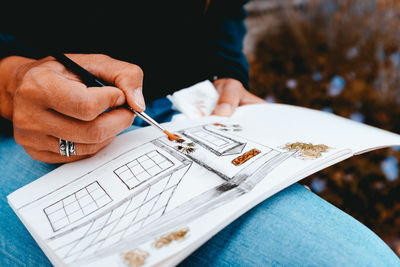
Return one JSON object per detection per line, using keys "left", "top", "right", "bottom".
{"left": 42, "top": 123, "right": 293, "bottom": 265}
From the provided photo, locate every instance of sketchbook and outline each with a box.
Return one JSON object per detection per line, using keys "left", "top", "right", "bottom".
{"left": 7, "top": 103, "right": 400, "bottom": 267}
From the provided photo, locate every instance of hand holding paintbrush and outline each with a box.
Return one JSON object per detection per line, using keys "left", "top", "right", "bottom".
{"left": 51, "top": 53, "right": 180, "bottom": 141}
{"left": 1, "top": 53, "right": 179, "bottom": 163}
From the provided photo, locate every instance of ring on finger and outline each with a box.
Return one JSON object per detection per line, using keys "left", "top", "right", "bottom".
{"left": 59, "top": 139, "right": 76, "bottom": 157}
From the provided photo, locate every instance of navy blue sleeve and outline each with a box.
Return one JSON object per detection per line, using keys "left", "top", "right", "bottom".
{"left": 0, "top": 31, "right": 37, "bottom": 60}
{"left": 203, "top": 0, "right": 250, "bottom": 89}
{"left": 0, "top": 32, "right": 18, "bottom": 59}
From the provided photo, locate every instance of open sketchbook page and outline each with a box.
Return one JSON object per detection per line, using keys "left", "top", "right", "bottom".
{"left": 7, "top": 103, "right": 400, "bottom": 267}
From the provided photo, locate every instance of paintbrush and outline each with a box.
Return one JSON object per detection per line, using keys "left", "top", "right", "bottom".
{"left": 51, "top": 53, "right": 180, "bottom": 141}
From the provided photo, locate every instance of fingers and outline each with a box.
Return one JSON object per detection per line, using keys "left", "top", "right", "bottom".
{"left": 213, "top": 90, "right": 240, "bottom": 117}
{"left": 14, "top": 109, "right": 122, "bottom": 163}
{"left": 13, "top": 104, "right": 134, "bottom": 145}
{"left": 14, "top": 107, "right": 132, "bottom": 163}
{"left": 239, "top": 90, "right": 266, "bottom": 105}
{"left": 56, "top": 85, "right": 126, "bottom": 121}
{"left": 12, "top": 54, "right": 142, "bottom": 164}
{"left": 46, "top": 108, "right": 135, "bottom": 144}
{"left": 14, "top": 129, "right": 115, "bottom": 156}
{"left": 212, "top": 78, "right": 266, "bottom": 117}
{"left": 23, "top": 148, "right": 91, "bottom": 164}
{"left": 30, "top": 69, "right": 126, "bottom": 121}
{"left": 212, "top": 79, "right": 243, "bottom": 117}
{"left": 65, "top": 54, "right": 145, "bottom": 112}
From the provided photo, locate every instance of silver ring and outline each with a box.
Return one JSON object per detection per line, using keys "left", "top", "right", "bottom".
{"left": 59, "top": 139, "right": 76, "bottom": 157}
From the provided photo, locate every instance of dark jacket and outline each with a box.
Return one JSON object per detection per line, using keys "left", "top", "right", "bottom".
{"left": 0, "top": 1, "right": 249, "bottom": 102}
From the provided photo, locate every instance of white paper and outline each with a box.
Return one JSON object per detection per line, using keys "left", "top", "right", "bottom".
{"left": 7, "top": 103, "right": 400, "bottom": 267}
{"left": 167, "top": 80, "right": 219, "bottom": 119}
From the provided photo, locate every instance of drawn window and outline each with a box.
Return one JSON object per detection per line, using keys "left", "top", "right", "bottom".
{"left": 191, "top": 130, "right": 228, "bottom": 147}
{"left": 182, "top": 126, "right": 246, "bottom": 156}
{"left": 44, "top": 181, "right": 112, "bottom": 232}
{"left": 114, "top": 150, "right": 174, "bottom": 190}
{"left": 52, "top": 171, "right": 187, "bottom": 263}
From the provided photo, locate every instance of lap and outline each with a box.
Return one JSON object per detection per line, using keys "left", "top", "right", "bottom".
{"left": 181, "top": 183, "right": 400, "bottom": 267}
{"left": 0, "top": 129, "right": 55, "bottom": 266}
{"left": 0, "top": 99, "right": 398, "bottom": 266}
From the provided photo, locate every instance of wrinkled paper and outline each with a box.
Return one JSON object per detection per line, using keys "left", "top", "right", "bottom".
{"left": 167, "top": 80, "right": 219, "bottom": 120}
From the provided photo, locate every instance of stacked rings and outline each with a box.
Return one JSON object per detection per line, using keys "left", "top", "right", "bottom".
{"left": 59, "top": 139, "right": 76, "bottom": 157}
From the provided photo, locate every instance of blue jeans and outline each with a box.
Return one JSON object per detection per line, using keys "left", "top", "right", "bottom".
{"left": 0, "top": 98, "right": 399, "bottom": 266}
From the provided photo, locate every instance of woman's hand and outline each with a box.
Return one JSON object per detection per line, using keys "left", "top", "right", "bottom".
{"left": 212, "top": 78, "right": 265, "bottom": 116}
{"left": 0, "top": 54, "right": 144, "bottom": 163}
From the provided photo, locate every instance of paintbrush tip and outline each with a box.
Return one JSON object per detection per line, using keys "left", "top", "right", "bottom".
{"left": 163, "top": 130, "right": 181, "bottom": 141}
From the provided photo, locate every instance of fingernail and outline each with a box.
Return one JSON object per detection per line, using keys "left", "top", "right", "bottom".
{"left": 133, "top": 87, "right": 145, "bottom": 110}
{"left": 214, "top": 103, "right": 232, "bottom": 116}
{"left": 116, "top": 95, "right": 125, "bottom": 106}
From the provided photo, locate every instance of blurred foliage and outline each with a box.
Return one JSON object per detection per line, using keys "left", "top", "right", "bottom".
{"left": 248, "top": 0, "right": 400, "bottom": 256}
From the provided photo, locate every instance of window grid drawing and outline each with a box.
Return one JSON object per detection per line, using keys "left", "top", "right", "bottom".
{"left": 191, "top": 130, "right": 228, "bottom": 147}
{"left": 44, "top": 181, "right": 112, "bottom": 232}
{"left": 181, "top": 126, "right": 246, "bottom": 156}
{"left": 114, "top": 150, "right": 174, "bottom": 189}
{"left": 51, "top": 170, "right": 187, "bottom": 263}
{"left": 35, "top": 123, "right": 294, "bottom": 265}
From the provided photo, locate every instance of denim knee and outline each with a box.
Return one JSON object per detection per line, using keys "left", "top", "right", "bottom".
{"left": 181, "top": 183, "right": 400, "bottom": 267}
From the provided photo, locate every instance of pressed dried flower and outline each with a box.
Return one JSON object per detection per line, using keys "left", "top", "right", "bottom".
{"left": 176, "top": 142, "right": 196, "bottom": 154}
{"left": 154, "top": 228, "right": 189, "bottom": 248}
{"left": 123, "top": 249, "right": 148, "bottom": 267}
{"left": 283, "top": 142, "right": 330, "bottom": 159}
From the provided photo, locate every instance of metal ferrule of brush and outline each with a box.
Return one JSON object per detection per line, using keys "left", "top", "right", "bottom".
{"left": 130, "top": 108, "right": 166, "bottom": 132}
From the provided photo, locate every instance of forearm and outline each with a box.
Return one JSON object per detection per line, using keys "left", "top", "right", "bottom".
{"left": 0, "top": 56, "right": 34, "bottom": 120}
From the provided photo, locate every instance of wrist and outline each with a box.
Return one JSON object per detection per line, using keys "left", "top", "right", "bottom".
{"left": 0, "top": 56, "right": 35, "bottom": 120}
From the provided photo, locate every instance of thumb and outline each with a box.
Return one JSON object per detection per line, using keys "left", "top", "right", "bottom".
{"left": 240, "top": 90, "right": 266, "bottom": 105}
{"left": 212, "top": 88, "right": 241, "bottom": 117}
{"left": 68, "top": 54, "right": 146, "bottom": 112}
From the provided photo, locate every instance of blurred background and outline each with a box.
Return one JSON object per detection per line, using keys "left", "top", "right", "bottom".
{"left": 243, "top": 0, "right": 400, "bottom": 257}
